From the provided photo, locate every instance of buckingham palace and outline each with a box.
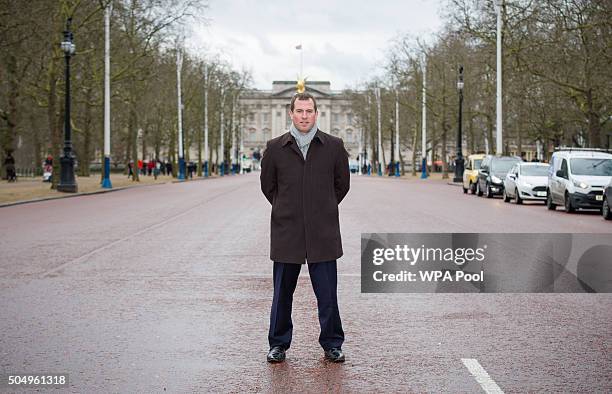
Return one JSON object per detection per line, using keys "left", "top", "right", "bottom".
{"left": 238, "top": 81, "right": 359, "bottom": 159}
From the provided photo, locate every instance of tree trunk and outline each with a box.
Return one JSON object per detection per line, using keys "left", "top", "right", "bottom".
{"left": 1, "top": 51, "right": 19, "bottom": 178}
{"left": 31, "top": 112, "right": 42, "bottom": 175}
{"left": 441, "top": 89, "right": 449, "bottom": 179}
{"left": 129, "top": 105, "right": 139, "bottom": 182}
{"left": 585, "top": 90, "right": 602, "bottom": 148}
{"left": 141, "top": 125, "right": 147, "bottom": 164}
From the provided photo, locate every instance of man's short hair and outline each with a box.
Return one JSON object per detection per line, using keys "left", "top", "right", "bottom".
{"left": 290, "top": 92, "right": 317, "bottom": 112}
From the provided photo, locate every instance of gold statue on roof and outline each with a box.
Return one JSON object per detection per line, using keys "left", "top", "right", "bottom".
{"left": 296, "top": 77, "right": 307, "bottom": 93}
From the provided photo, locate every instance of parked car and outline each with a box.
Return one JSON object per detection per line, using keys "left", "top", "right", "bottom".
{"left": 546, "top": 148, "right": 612, "bottom": 213}
{"left": 462, "top": 154, "right": 485, "bottom": 194}
{"left": 476, "top": 155, "right": 522, "bottom": 198}
{"left": 349, "top": 159, "right": 360, "bottom": 173}
{"left": 503, "top": 162, "right": 550, "bottom": 204}
{"left": 603, "top": 179, "right": 612, "bottom": 220}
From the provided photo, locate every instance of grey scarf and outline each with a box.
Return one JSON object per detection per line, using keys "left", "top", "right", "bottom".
{"left": 289, "top": 123, "right": 318, "bottom": 159}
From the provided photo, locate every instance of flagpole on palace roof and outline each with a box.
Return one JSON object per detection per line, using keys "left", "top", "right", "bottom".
{"left": 296, "top": 44, "right": 303, "bottom": 78}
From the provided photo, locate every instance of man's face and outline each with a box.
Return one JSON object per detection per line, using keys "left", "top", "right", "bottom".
{"left": 290, "top": 98, "right": 318, "bottom": 133}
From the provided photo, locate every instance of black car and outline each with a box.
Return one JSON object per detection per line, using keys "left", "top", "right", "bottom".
{"left": 603, "top": 180, "right": 612, "bottom": 220}
{"left": 476, "top": 155, "right": 522, "bottom": 198}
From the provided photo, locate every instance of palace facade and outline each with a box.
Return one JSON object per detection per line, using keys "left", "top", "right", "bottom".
{"left": 238, "top": 81, "right": 359, "bottom": 158}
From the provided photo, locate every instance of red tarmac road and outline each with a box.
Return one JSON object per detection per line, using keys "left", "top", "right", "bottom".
{"left": 0, "top": 173, "right": 610, "bottom": 392}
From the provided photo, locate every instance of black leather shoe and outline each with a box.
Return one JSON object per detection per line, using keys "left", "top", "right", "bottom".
{"left": 267, "top": 346, "right": 286, "bottom": 363}
{"left": 324, "top": 348, "right": 345, "bottom": 363}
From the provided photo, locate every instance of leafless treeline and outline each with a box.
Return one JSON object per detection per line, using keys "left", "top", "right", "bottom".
{"left": 349, "top": 0, "right": 611, "bottom": 175}
{"left": 0, "top": 0, "right": 250, "bottom": 183}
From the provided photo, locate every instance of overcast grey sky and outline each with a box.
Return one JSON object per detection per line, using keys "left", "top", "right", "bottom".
{"left": 189, "top": 0, "right": 444, "bottom": 90}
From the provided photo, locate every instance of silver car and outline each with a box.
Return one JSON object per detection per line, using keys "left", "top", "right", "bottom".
{"left": 503, "top": 162, "right": 550, "bottom": 204}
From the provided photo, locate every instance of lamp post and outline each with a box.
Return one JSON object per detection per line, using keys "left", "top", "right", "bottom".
{"left": 366, "top": 94, "right": 372, "bottom": 176}
{"left": 176, "top": 47, "right": 185, "bottom": 181}
{"left": 231, "top": 94, "right": 237, "bottom": 175}
{"left": 58, "top": 18, "right": 78, "bottom": 193}
{"left": 102, "top": 4, "right": 112, "bottom": 189}
{"left": 421, "top": 55, "right": 428, "bottom": 179}
{"left": 375, "top": 87, "right": 382, "bottom": 176}
{"left": 203, "top": 63, "right": 209, "bottom": 177}
{"left": 220, "top": 86, "right": 225, "bottom": 176}
{"left": 454, "top": 65, "right": 465, "bottom": 182}
{"left": 394, "top": 86, "right": 400, "bottom": 177}
{"left": 494, "top": 0, "right": 503, "bottom": 155}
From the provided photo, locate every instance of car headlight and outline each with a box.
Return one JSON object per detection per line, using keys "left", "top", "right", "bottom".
{"left": 491, "top": 176, "right": 502, "bottom": 184}
{"left": 573, "top": 180, "right": 589, "bottom": 189}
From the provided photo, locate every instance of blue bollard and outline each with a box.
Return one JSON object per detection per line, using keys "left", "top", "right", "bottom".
{"left": 178, "top": 158, "right": 186, "bottom": 181}
{"left": 420, "top": 158, "right": 428, "bottom": 179}
{"left": 102, "top": 156, "right": 112, "bottom": 188}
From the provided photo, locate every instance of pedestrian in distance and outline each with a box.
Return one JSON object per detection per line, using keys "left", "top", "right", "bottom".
{"left": 4, "top": 151, "right": 16, "bottom": 182}
{"left": 42, "top": 156, "right": 53, "bottom": 183}
{"left": 260, "top": 92, "right": 350, "bottom": 364}
{"left": 154, "top": 160, "right": 161, "bottom": 180}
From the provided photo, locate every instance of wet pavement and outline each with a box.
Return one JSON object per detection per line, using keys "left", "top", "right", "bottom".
{"left": 0, "top": 173, "right": 610, "bottom": 392}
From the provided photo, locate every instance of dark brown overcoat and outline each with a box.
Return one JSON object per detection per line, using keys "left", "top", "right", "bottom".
{"left": 260, "top": 129, "right": 350, "bottom": 264}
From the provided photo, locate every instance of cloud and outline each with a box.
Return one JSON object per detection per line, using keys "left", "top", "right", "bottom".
{"left": 255, "top": 34, "right": 280, "bottom": 56}
{"left": 189, "top": 0, "right": 443, "bottom": 89}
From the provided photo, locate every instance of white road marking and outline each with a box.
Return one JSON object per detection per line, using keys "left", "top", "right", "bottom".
{"left": 461, "top": 358, "right": 504, "bottom": 394}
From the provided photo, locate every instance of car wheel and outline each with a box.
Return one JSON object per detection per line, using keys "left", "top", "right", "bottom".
{"left": 603, "top": 197, "right": 612, "bottom": 220}
{"left": 564, "top": 192, "right": 575, "bottom": 213}
{"left": 503, "top": 189, "right": 511, "bottom": 203}
{"left": 476, "top": 182, "right": 483, "bottom": 197}
{"left": 463, "top": 185, "right": 468, "bottom": 194}
{"left": 546, "top": 190, "right": 557, "bottom": 210}
{"left": 485, "top": 183, "right": 493, "bottom": 198}
{"left": 470, "top": 182, "right": 477, "bottom": 194}
{"left": 514, "top": 188, "right": 522, "bottom": 205}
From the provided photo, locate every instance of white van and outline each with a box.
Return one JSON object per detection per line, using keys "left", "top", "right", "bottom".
{"left": 546, "top": 148, "right": 612, "bottom": 212}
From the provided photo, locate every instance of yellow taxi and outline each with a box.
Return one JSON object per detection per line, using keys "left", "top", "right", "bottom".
{"left": 463, "top": 154, "right": 486, "bottom": 194}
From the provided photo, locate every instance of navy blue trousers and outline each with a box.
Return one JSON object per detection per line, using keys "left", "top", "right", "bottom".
{"left": 268, "top": 260, "right": 344, "bottom": 351}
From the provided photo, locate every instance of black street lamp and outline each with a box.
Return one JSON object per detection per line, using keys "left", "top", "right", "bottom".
{"left": 453, "top": 65, "right": 465, "bottom": 183}
{"left": 58, "top": 18, "right": 78, "bottom": 193}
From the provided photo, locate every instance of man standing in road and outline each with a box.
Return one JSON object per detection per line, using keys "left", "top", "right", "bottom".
{"left": 260, "top": 92, "right": 350, "bottom": 363}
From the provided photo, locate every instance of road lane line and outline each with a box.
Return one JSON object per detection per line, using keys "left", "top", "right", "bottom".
{"left": 461, "top": 358, "right": 504, "bottom": 394}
